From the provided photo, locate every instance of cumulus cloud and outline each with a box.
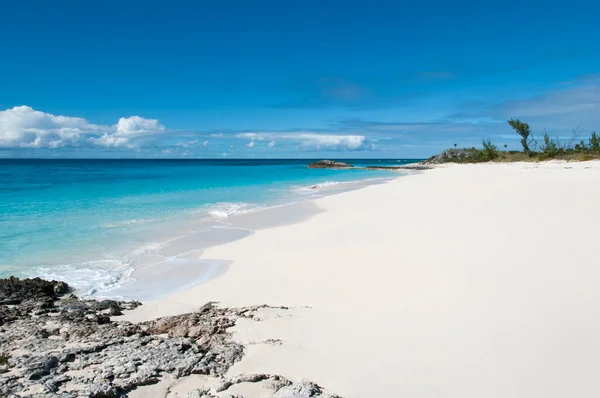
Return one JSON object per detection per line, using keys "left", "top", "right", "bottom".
{"left": 0, "top": 106, "right": 103, "bottom": 148}
{"left": 0, "top": 106, "right": 166, "bottom": 149}
{"left": 115, "top": 116, "right": 164, "bottom": 136}
{"left": 236, "top": 132, "right": 370, "bottom": 151}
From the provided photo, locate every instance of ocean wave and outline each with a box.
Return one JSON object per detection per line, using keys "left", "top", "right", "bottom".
{"left": 291, "top": 181, "right": 345, "bottom": 193}
{"left": 35, "top": 259, "right": 134, "bottom": 297}
{"left": 102, "top": 217, "right": 164, "bottom": 228}
{"left": 291, "top": 177, "right": 391, "bottom": 194}
{"left": 204, "top": 202, "right": 265, "bottom": 218}
{"left": 32, "top": 241, "right": 165, "bottom": 297}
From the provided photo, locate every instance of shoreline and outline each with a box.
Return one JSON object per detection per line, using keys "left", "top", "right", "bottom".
{"left": 123, "top": 160, "right": 600, "bottom": 397}
{"left": 102, "top": 175, "right": 398, "bottom": 302}
{"left": 4, "top": 172, "right": 398, "bottom": 302}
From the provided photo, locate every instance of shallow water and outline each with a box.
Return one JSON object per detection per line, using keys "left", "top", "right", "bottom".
{"left": 0, "top": 158, "right": 417, "bottom": 299}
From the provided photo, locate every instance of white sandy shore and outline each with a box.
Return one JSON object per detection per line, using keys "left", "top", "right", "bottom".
{"left": 124, "top": 161, "right": 600, "bottom": 397}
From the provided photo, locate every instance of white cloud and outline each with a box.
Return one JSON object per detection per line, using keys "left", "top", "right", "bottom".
{"left": 174, "top": 139, "right": 198, "bottom": 148}
{"left": 236, "top": 132, "right": 370, "bottom": 151}
{"left": 0, "top": 106, "right": 166, "bottom": 149}
{"left": 93, "top": 134, "right": 129, "bottom": 148}
{"left": 115, "top": 116, "right": 164, "bottom": 136}
{"left": 247, "top": 141, "right": 255, "bottom": 148}
{"left": 0, "top": 106, "right": 103, "bottom": 148}
{"left": 268, "top": 140, "right": 276, "bottom": 148}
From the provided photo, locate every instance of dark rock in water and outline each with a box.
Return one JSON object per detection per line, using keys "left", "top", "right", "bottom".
{"left": 307, "top": 160, "right": 353, "bottom": 169}
{"left": 0, "top": 277, "right": 342, "bottom": 397}
{"left": 0, "top": 276, "right": 69, "bottom": 305}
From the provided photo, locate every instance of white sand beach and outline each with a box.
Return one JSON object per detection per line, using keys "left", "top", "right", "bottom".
{"left": 124, "top": 161, "right": 600, "bottom": 397}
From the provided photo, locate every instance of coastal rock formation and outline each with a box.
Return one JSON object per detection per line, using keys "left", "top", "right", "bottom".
{"left": 0, "top": 276, "right": 69, "bottom": 305}
{"left": 425, "top": 149, "right": 476, "bottom": 164}
{"left": 0, "top": 278, "right": 341, "bottom": 398}
{"left": 307, "top": 160, "right": 353, "bottom": 169}
{"left": 183, "top": 376, "right": 340, "bottom": 398}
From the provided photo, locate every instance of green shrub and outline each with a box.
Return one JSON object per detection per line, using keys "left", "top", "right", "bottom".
{"left": 481, "top": 138, "right": 499, "bottom": 161}
{"left": 589, "top": 132, "right": 600, "bottom": 152}
{"left": 574, "top": 132, "right": 600, "bottom": 153}
{"left": 575, "top": 140, "right": 588, "bottom": 152}
{"left": 540, "top": 133, "right": 562, "bottom": 157}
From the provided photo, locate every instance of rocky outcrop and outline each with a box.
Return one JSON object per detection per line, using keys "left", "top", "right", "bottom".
{"left": 0, "top": 278, "right": 341, "bottom": 398}
{"left": 0, "top": 276, "right": 69, "bottom": 305}
{"left": 183, "top": 375, "right": 340, "bottom": 398}
{"left": 307, "top": 160, "right": 353, "bottom": 169}
{"left": 425, "top": 149, "right": 478, "bottom": 164}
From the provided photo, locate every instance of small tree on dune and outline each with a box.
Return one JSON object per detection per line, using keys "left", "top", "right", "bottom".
{"left": 590, "top": 132, "right": 600, "bottom": 152}
{"left": 508, "top": 119, "right": 531, "bottom": 156}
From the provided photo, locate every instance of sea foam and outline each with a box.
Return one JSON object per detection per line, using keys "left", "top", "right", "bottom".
{"left": 205, "top": 202, "right": 265, "bottom": 218}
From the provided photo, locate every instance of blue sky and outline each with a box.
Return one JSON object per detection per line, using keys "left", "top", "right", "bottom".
{"left": 1, "top": 0, "right": 599, "bottom": 158}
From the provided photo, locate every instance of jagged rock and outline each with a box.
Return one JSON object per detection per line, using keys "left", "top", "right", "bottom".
{"left": 266, "top": 375, "right": 293, "bottom": 390}
{"left": 307, "top": 160, "right": 353, "bottom": 169}
{"left": 89, "top": 383, "right": 119, "bottom": 397}
{"left": 187, "top": 389, "right": 206, "bottom": 398}
{"left": 214, "top": 380, "right": 233, "bottom": 392}
{"left": 0, "top": 276, "right": 69, "bottom": 304}
{"left": 272, "top": 380, "right": 337, "bottom": 398}
{"left": 26, "top": 355, "right": 59, "bottom": 380}
{"left": 0, "top": 277, "right": 342, "bottom": 398}
{"left": 425, "top": 148, "right": 477, "bottom": 164}
{"left": 230, "top": 373, "right": 270, "bottom": 384}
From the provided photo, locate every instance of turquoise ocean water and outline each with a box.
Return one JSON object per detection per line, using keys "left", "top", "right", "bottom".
{"left": 0, "top": 159, "right": 416, "bottom": 299}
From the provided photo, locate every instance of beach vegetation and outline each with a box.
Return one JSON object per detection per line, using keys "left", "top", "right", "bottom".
{"left": 427, "top": 121, "right": 600, "bottom": 164}
{"left": 538, "top": 132, "right": 563, "bottom": 160}
{"left": 575, "top": 132, "right": 600, "bottom": 153}
{"left": 508, "top": 119, "right": 532, "bottom": 156}
{"left": 481, "top": 138, "right": 499, "bottom": 161}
